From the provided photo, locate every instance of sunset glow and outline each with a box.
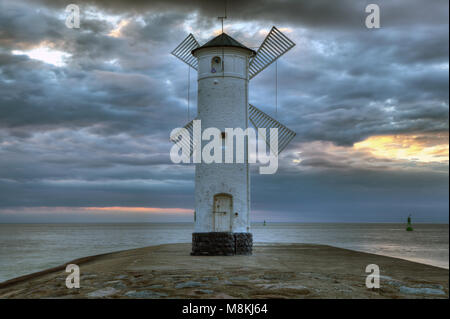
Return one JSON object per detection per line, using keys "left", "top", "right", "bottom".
{"left": 85, "top": 207, "right": 193, "bottom": 214}
{"left": 354, "top": 134, "right": 449, "bottom": 163}
{"left": 108, "top": 19, "right": 130, "bottom": 38}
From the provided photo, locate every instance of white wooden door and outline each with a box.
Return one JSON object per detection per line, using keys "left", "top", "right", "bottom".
{"left": 213, "top": 194, "right": 232, "bottom": 232}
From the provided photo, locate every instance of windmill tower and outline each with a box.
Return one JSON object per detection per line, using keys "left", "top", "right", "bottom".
{"left": 171, "top": 26, "right": 296, "bottom": 256}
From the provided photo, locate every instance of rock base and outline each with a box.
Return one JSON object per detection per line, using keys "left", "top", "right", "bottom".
{"left": 191, "top": 232, "right": 253, "bottom": 256}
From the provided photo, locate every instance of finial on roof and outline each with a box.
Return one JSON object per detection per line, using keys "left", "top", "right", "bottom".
{"left": 218, "top": 0, "right": 227, "bottom": 33}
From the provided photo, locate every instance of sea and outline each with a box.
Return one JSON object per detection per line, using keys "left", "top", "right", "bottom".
{"left": 0, "top": 223, "right": 448, "bottom": 283}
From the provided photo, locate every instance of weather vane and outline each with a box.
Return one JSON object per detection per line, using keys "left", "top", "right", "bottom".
{"left": 217, "top": 0, "right": 227, "bottom": 33}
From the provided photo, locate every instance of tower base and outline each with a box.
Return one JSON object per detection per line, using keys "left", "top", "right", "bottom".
{"left": 191, "top": 232, "right": 253, "bottom": 256}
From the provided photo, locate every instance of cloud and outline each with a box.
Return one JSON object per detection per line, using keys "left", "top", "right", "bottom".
{"left": 34, "top": 0, "right": 450, "bottom": 29}
{"left": 284, "top": 133, "right": 448, "bottom": 173}
{"left": 0, "top": 0, "right": 448, "bottom": 221}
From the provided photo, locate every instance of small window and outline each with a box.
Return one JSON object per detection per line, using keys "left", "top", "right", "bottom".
{"left": 211, "top": 56, "right": 222, "bottom": 73}
{"left": 221, "top": 132, "right": 226, "bottom": 151}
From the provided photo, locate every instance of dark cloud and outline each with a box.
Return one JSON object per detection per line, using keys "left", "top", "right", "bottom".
{"left": 35, "top": 0, "right": 449, "bottom": 29}
{"left": 0, "top": 0, "right": 448, "bottom": 221}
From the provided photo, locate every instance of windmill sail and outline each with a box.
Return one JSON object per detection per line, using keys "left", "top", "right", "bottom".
{"left": 248, "top": 104, "right": 296, "bottom": 154}
{"left": 171, "top": 34, "right": 200, "bottom": 70}
{"left": 170, "top": 119, "right": 196, "bottom": 157}
{"left": 249, "top": 27, "right": 295, "bottom": 79}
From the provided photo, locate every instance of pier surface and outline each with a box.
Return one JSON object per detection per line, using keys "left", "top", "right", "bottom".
{"left": 0, "top": 243, "right": 448, "bottom": 299}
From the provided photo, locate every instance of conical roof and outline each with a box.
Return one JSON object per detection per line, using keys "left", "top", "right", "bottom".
{"left": 192, "top": 33, "right": 256, "bottom": 56}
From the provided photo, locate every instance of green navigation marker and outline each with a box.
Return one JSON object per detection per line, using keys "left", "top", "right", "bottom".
{"left": 406, "top": 214, "right": 413, "bottom": 231}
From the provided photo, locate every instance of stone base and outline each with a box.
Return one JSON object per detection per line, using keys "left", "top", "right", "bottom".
{"left": 191, "top": 232, "right": 253, "bottom": 256}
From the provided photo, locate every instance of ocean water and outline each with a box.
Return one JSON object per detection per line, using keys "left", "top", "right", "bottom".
{"left": 0, "top": 223, "right": 448, "bottom": 283}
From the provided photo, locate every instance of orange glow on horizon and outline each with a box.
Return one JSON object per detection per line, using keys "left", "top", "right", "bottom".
{"left": 84, "top": 207, "right": 193, "bottom": 214}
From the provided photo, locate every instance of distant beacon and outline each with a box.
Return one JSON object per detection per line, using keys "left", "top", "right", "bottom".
{"left": 171, "top": 27, "right": 296, "bottom": 255}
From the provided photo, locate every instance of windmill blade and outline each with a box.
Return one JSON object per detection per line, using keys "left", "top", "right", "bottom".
{"left": 171, "top": 34, "right": 199, "bottom": 70}
{"left": 170, "top": 119, "right": 196, "bottom": 157}
{"left": 248, "top": 104, "right": 296, "bottom": 154}
{"left": 249, "top": 27, "right": 295, "bottom": 79}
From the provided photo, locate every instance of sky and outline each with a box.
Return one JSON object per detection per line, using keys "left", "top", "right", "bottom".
{"left": 0, "top": 0, "right": 448, "bottom": 223}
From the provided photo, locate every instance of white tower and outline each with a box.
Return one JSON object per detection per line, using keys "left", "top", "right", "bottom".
{"left": 192, "top": 35, "right": 255, "bottom": 255}
{"left": 171, "top": 28, "right": 296, "bottom": 255}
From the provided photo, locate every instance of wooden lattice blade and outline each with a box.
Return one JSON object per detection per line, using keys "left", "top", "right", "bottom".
{"left": 249, "top": 27, "right": 295, "bottom": 79}
{"left": 171, "top": 34, "right": 199, "bottom": 70}
{"left": 248, "top": 104, "right": 296, "bottom": 154}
